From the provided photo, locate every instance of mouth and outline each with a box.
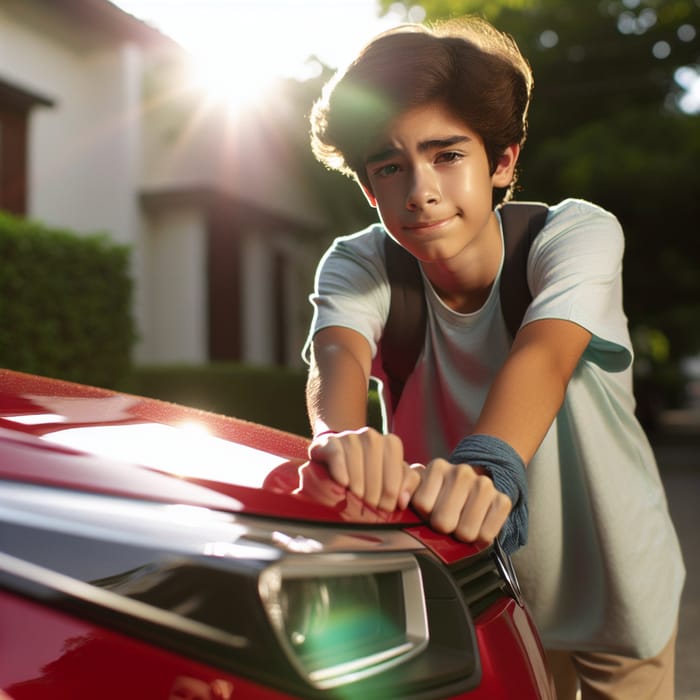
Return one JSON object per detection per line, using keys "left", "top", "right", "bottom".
{"left": 403, "top": 215, "right": 455, "bottom": 232}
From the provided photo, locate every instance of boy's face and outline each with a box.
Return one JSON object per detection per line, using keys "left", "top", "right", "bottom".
{"left": 362, "top": 101, "right": 517, "bottom": 264}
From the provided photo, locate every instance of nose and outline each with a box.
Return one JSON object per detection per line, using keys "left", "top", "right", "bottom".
{"left": 406, "top": 165, "right": 441, "bottom": 211}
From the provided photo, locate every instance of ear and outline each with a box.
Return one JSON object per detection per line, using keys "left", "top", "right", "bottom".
{"left": 360, "top": 182, "right": 377, "bottom": 208}
{"left": 491, "top": 144, "right": 521, "bottom": 188}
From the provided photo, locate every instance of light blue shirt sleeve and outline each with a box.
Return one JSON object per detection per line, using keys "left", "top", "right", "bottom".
{"left": 523, "top": 199, "right": 633, "bottom": 372}
{"left": 302, "top": 224, "right": 390, "bottom": 363}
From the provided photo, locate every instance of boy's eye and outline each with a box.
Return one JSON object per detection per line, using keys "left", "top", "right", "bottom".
{"left": 436, "top": 151, "right": 463, "bottom": 163}
{"left": 373, "top": 163, "right": 400, "bottom": 178}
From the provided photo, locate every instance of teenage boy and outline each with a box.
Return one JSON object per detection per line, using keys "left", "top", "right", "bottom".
{"left": 303, "top": 16, "right": 684, "bottom": 700}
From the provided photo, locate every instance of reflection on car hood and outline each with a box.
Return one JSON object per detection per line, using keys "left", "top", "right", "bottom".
{"left": 0, "top": 370, "right": 420, "bottom": 527}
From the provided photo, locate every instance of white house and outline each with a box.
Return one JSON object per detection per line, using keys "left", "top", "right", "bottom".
{"left": 0, "top": 0, "right": 333, "bottom": 368}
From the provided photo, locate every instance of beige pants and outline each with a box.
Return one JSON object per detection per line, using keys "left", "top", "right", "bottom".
{"left": 545, "top": 628, "right": 677, "bottom": 700}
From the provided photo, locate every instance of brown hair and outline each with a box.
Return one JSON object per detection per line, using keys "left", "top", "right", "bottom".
{"left": 310, "top": 17, "right": 533, "bottom": 203}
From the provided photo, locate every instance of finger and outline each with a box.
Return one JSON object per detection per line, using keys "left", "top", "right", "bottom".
{"left": 296, "top": 462, "right": 347, "bottom": 505}
{"left": 376, "top": 433, "right": 405, "bottom": 511}
{"left": 476, "top": 492, "right": 513, "bottom": 545}
{"left": 427, "top": 463, "right": 477, "bottom": 534}
{"left": 361, "top": 428, "right": 389, "bottom": 507}
{"left": 411, "top": 458, "right": 456, "bottom": 518}
{"left": 310, "top": 429, "right": 389, "bottom": 504}
{"left": 453, "top": 475, "right": 497, "bottom": 543}
{"left": 340, "top": 432, "right": 367, "bottom": 499}
{"left": 397, "top": 463, "right": 424, "bottom": 510}
{"left": 308, "top": 433, "right": 351, "bottom": 488}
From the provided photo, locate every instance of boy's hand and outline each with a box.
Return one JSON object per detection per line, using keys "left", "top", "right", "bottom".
{"left": 411, "top": 459, "right": 512, "bottom": 546}
{"left": 308, "top": 427, "right": 422, "bottom": 511}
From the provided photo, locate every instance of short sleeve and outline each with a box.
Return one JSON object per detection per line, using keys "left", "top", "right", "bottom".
{"left": 523, "top": 199, "right": 633, "bottom": 372}
{"left": 302, "top": 224, "right": 390, "bottom": 363}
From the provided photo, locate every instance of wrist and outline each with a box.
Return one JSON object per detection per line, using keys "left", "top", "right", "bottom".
{"left": 448, "top": 433, "right": 528, "bottom": 555}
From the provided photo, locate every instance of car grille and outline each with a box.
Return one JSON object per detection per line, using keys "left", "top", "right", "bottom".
{"left": 449, "top": 546, "right": 512, "bottom": 619}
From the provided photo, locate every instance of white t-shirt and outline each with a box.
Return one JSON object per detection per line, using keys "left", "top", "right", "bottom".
{"left": 304, "top": 198, "right": 685, "bottom": 658}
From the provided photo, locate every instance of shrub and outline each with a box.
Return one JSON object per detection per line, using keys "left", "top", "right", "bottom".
{"left": 124, "top": 363, "right": 310, "bottom": 435}
{"left": 124, "top": 363, "right": 384, "bottom": 436}
{"left": 0, "top": 211, "right": 134, "bottom": 387}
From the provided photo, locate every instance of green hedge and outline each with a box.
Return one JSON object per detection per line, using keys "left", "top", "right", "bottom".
{"left": 124, "top": 363, "right": 384, "bottom": 437}
{"left": 124, "top": 363, "right": 311, "bottom": 435}
{"left": 0, "top": 211, "right": 134, "bottom": 388}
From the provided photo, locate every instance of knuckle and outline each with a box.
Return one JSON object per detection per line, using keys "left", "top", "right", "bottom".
{"left": 385, "top": 431, "right": 400, "bottom": 445}
{"left": 496, "top": 491, "right": 512, "bottom": 507}
{"left": 382, "top": 479, "right": 400, "bottom": 501}
{"left": 410, "top": 486, "right": 426, "bottom": 506}
{"left": 426, "top": 457, "right": 448, "bottom": 472}
{"left": 474, "top": 473, "right": 495, "bottom": 494}
{"left": 405, "top": 467, "right": 422, "bottom": 491}
{"left": 476, "top": 519, "right": 499, "bottom": 544}
{"left": 385, "top": 432, "right": 403, "bottom": 454}
{"left": 365, "top": 430, "right": 382, "bottom": 449}
{"left": 454, "top": 464, "right": 478, "bottom": 486}
{"left": 430, "top": 510, "right": 457, "bottom": 534}
{"left": 322, "top": 439, "right": 343, "bottom": 457}
{"left": 343, "top": 432, "right": 361, "bottom": 451}
{"left": 411, "top": 489, "right": 432, "bottom": 515}
{"left": 359, "top": 425, "right": 381, "bottom": 444}
{"left": 455, "top": 522, "right": 479, "bottom": 543}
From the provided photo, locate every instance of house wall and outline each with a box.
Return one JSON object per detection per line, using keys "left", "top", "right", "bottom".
{"left": 0, "top": 9, "right": 142, "bottom": 246}
{"left": 140, "top": 205, "right": 208, "bottom": 364}
{"left": 31, "top": 47, "right": 143, "bottom": 248}
{"left": 0, "top": 6, "right": 193, "bottom": 367}
{"left": 0, "top": 5, "right": 153, "bottom": 364}
{"left": 240, "top": 231, "right": 275, "bottom": 365}
{"left": 0, "top": 2, "right": 322, "bottom": 371}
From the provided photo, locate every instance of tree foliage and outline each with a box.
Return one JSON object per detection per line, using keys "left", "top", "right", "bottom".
{"left": 378, "top": 0, "right": 700, "bottom": 373}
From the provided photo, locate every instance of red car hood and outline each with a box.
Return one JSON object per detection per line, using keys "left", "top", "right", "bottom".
{"left": 0, "top": 370, "right": 422, "bottom": 528}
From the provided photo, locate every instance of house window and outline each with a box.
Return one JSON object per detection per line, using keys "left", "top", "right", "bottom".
{"left": 208, "top": 201, "right": 242, "bottom": 362}
{"left": 0, "top": 79, "right": 53, "bottom": 216}
{"left": 272, "top": 249, "right": 289, "bottom": 365}
{"left": 0, "top": 105, "right": 28, "bottom": 215}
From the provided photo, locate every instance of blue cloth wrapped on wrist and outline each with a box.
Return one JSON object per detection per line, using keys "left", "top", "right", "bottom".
{"left": 448, "top": 434, "right": 528, "bottom": 555}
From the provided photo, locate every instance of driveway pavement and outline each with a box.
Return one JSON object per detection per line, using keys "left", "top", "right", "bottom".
{"left": 654, "top": 414, "right": 700, "bottom": 700}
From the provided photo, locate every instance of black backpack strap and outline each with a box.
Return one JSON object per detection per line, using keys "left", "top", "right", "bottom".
{"left": 499, "top": 202, "right": 549, "bottom": 339}
{"left": 379, "top": 202, "right": 549, "bottom": 410}
{"left": 380, "top": 235, "right": 426, "bottom": 411}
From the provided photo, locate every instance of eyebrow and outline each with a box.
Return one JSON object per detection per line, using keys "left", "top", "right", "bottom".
{"left": 365, "top": 135, "right": 472, "bottom": 164}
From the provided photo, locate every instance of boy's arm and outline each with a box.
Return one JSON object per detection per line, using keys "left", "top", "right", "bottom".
{"left": 306, "top": 326, "right": 372, "bottom": 434}
{"left": 307, "top": 318, "right": 591, "bottom": 546}
{"left": 306, "top": 326, "right": 421, "bottom": 511}
{"left": 475, "top": 317, "right": 592, "bottom": 461}
{"left": 412, "top": 317, "right": 592, "bottom": 544}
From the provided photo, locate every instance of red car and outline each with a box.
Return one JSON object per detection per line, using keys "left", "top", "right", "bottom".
{"left": 0, "top": 369, "right": 554, "bottom": 699}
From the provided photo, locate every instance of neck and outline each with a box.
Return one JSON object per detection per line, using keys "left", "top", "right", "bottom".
{"left": 421, "top": 212, "right": 502, "bottom": 313}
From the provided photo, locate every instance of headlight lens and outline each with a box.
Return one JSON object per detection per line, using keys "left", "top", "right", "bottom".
{"left": 280, "top": 574, "right": 381, "bottom": 648}
{"left": 258, "top": 553, "right": 429, "bottom": 689}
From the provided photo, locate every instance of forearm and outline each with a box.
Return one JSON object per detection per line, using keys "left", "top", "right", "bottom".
{"left": 475, "top": 348, "right": 567, "bottom": 463}
{"left": 474, "top": 319, "right": 592, "bottom": 464}
{"left": 306, "top": 329, "right": 372, "bottom": 435}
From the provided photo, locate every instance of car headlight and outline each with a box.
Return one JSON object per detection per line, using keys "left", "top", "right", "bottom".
{"left": 259, "top": 553, "right": 428, "bottom": 689}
